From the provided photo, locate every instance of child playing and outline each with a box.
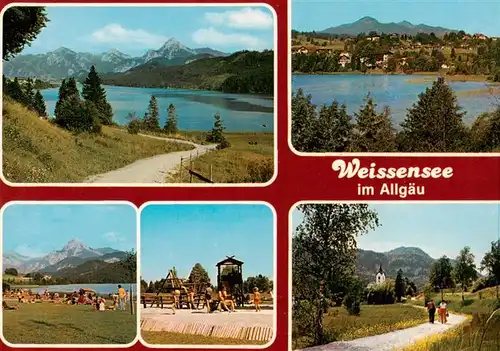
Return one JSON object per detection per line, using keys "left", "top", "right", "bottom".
{"left": 172, "top": 290, "right": 180, "bottom": 315}
{"left": 253, "top": 287, "right": 261, "bottom": 312}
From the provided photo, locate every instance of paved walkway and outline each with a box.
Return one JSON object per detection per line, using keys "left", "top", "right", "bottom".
{"left": 85, "top": 133, "right": 217, "bottom": 184}
{"left": 299, "top": 313, "right": 467, "bottom": 351}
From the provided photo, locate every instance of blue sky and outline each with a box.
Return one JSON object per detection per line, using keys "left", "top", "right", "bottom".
{"left": 292, "top": 203, "right": 500, "bottom": 267}
{"left": 140, "top": 204, "right": 274, "bottom": 283}
{"left": 2, "top": 203, "right": 137, "bottom": 257}
{"left": 15, "top": 5, "right": 274, "bottom": 56}
{"left": 293, "top": 0, "right": 500, "bottom": 36}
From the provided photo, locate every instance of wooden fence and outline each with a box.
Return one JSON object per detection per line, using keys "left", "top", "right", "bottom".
{"left": 180, "top": 151, "right": 214, "bottom": 183}
{"left": 141, "top": 319, "right": 273, "bottom": 342}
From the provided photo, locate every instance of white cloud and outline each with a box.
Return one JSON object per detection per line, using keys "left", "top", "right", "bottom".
{"left": 205, "top": 7, "right": 273, "bottom": 30}
{"left": 103, "top": 232, "right": 125, "bottom": 243}
{"left": 89, "top": 24, "right": 168, "bottom": 47}
{"left": 192, "top": 27, "right": 268, "bottom": 50}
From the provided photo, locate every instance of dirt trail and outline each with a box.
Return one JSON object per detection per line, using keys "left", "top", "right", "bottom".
{"left": 85, "top": 133, "right": 217, "bottom": 184}
{"left": 298, "top": 312, "right": 467, "bottom": 351}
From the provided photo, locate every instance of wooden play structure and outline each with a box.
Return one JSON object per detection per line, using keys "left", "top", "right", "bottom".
{"left": 142, "top": 255, "right": 246, "bottom": 309}
{"left": 141, "top": 268, "right": 208, "bottom": 309}
{"left": 216, "top": 256, "right": 245, "bottom": 307}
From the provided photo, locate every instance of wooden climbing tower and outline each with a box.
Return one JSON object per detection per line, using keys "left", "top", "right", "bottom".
{"left": 216, "top": 256, "right": 244, "bottom": 306}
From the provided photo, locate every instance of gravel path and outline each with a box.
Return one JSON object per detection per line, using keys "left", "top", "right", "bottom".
{"left": 85, "top": 133, "right": 217, "bottom": 184}
{"left": 298, "top": 313, "right": 467, "bottom": 351}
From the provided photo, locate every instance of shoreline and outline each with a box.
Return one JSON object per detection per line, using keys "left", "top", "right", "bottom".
{"left": 100, "top": 84, "right": 274, "bottom": 99}
{"left": 292, "top": 71, "right": 496, "bottom": 83}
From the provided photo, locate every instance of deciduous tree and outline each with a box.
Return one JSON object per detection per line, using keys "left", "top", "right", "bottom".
{"left": 454, "top": 246, "right": 478, "bottom": 300}
{"left": 292, "top": 204, "right": 379, "bottom": 346}
{"left": 3, "top": 6, "right": 48, "bottom": 60}
{"left": 481, "top": 240, "right": 500, "bottom": 300}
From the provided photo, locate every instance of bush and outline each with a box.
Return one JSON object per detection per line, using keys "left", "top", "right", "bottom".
{"left": 216, "top": 137, "right": 231, "bottom": 150}
{"left": 127, "top": 119, "right": 142, "bottom": 134}
{"left": 366, "top": 280, "right": 396, "bottom": 305}
{"left": 343, "top": 277, "right": 364, "bottom": 316}
{"left": 54, "top": 98, "right": 101, "bottom": 133}
{"left": 246, "top": 157, "right": 274, "bottom": 182}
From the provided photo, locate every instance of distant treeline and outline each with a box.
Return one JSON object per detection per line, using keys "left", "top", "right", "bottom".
{"left": 292, "top": 77, "right": 500, "bottom": 153}
{"left": 101, "top": 50, "right": 274, "bottom": 95}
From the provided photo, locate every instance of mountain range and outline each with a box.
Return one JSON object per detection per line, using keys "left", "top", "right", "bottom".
{"left": 321, "top": 16, "right": 457, "bottom": 36}
{"left": 356, "top": 246, "right": 456, "bottom": 288}
{"left": 2, "top": 38, "right": 228, "bottom": 80}
{"left": 3, "top": 239, "right": 127, "bottom": 274}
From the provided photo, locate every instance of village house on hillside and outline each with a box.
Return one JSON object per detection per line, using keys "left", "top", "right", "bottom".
{"left": 338, "top": 52, "right": 351, "bottom": 67}
{"left": 291, "top": 45, "right": 311, "bottom": 54}
{"left": 474, "top": 33, "right": 488, "bottom": 40}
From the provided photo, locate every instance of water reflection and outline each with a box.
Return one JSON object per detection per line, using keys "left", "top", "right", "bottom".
{"left": 153, "top": 92, "right": 274, "bottom": 114}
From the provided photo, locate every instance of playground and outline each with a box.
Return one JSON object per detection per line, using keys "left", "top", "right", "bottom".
{"left": 140, "top": 256, "right": 274, "bottom": 345}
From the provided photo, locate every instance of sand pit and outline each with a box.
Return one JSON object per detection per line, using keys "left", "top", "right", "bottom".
{"left": 140, "top": 307, "right": 274, "bottom": 342}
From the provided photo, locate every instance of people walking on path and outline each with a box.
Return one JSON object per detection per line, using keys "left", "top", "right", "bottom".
{"left": 426, "top": 299, "right": 436, "bottom": 323}
{"left": 439, "top": 300, "right": 448, "bottom": 324}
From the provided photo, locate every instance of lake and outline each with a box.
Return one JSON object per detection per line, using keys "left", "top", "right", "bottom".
{"left": 292, "top": 74, "right": 499, "bottom": 126}
{"left": 18, "top": 283, "right": 137, "bottom": 296}
{"left": 41, "top": 85, "right": 274, "bottom": 132}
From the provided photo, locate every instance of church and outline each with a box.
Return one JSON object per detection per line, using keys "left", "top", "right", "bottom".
{"left": 375, "top": 265, "right": 386, "bottom": 284}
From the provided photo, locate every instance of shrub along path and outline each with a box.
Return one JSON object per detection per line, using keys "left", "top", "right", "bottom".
{"left": 298, "top": 312, "right": 467, "bottom": 351}
{"left": 85, "top": 133, "right": 217, "bottom": 184}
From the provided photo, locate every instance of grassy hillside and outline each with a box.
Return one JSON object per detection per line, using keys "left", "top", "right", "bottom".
{"left": 2, "top": 96, "right": 194, "bottom": 183}
{"left": 165, "top": 132, "right": 274, "bottom": 183}
{"left": 101, "top": 50, "right": 274, "bottom": 95}
{"left": 51, "top": 259, "right": 135, "bottom": 284}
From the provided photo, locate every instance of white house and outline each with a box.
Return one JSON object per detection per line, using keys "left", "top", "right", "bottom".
{"left": 338, "top": 52, "right": 351, "bottom": 68}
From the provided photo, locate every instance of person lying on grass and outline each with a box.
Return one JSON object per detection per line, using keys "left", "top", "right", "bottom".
{"left": 3, "top": 301, "right": 19, "bottom": 310}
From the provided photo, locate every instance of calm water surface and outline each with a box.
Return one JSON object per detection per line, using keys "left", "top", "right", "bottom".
{"left": 41, "top": 86, "right": 274, "bottom": 132}
{"left": 16, "top": 283, "right": 137, "bottom": 295}
{"left": 292, "top": 74, "right": 499, "bottom": 126}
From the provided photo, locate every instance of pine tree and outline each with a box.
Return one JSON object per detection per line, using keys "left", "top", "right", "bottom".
{"left": 310, "top": 101, "right": 352, "bottom": 152}
{"left": 54, "top": 78, "right": 79, "bottom": 118}
{"left": 395, "top": 269, "right": 405, "bottom": 302}
{"left": 398, "top": 77, "right": 469, "bottom": 152}
{"left": 206, "top": 112, "right": 230, "bottom": 149}
{"left": 188, "top": 263, "right": 211, "bottom": 285}
{"left": 5, "top": 77, "right": 26, "bottom": 103}
{"left": 451, "top": 47, "right": 456, "bottom": 60}
{"left": 82, "top": 65, "right": 113, "bottom": 125}
{"left": 291, "top": 88, "right": 316, "bottom": 151}
{"left": 66, "top": 77, "right": 79, "bottom": 99}
{"left": 143, "top": 95, "right": 160, "bottom": 130}
{"left": 33, "top": 90, "right": 46, "bottom": 117}
{"left": 351, "top": 96, "right": 396, "bottom": 152}
{"left": 164, "top": 103, "right": 179, "bottom": 134}
{"left": 23, "top": 77, "right": 35, "bottom": 109}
